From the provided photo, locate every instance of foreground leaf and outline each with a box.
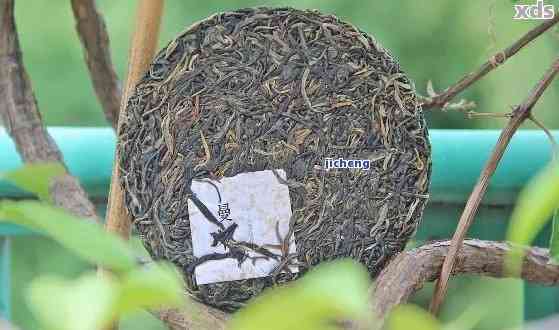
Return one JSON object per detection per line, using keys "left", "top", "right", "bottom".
{"left": 115, "top": 262, "right": 185, "bottom": 313}
{"left": 228, "top": 259, "right": 370, "bottom": 330}
{"left": 0, "top": 163, "right": 65, "bottom": 202}
{"left": 388, "top": 304, "right": 440, "bottom": 330}
{"left": 506, "top": 163, "right": 559, "bottom": 247}
{"left": 27, "top": 274, "right": 118, "bottom": 330}
{"left": 0, "top": 201, "right": 136, "bottom": 273}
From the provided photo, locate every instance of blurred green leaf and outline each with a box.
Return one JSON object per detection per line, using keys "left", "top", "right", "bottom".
{"left": 26, "top": 273, "right": 118, "bottom": 330}
{"left": 115, "top": 262, "right": 185, "bottom": 314}
{"left": 438, "top": 278, "right": 523, "bottom": 330}
{"left": 0, "top": 200, "right": 136, "bottom": 273}
{"left": 388, "top": 304, "right": 440, "bottom": 330}
{"left": 506, "top": 163, "right": 559, "bottom": 246}
{"left": 0, "top": 163, "right": 65, "bottom": 202}
{"left": 228, "top": 259, "right": 370, "bottom": 330}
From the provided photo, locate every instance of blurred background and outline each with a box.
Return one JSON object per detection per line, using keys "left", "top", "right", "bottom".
{"left": 13, "top": 0, "right": 559, "bottom": 129}
{"left": 5, "top": 1, "right": 559, "bottom": 329}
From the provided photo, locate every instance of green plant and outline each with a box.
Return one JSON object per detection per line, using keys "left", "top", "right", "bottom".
{"left": 0, "top": 164, "right": 184, "bottom": 330}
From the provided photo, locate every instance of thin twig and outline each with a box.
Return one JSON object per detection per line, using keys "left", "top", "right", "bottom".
{"left": 429, "top": 57, "right": 559, "bottom": 315}
{"left": 529, "top": 114, "right": 558, "bottom": 162}
{"left": 367, "top": 240, "right": 559, "bottom": 329}
{"left": 421, "top": 14, "right": 559, "bottom": 110}
{"left": 0, "top": 0, "right": 97, "bottom": 220}
{"left": 71, "top": 0, "right": 122, "bottom": 129}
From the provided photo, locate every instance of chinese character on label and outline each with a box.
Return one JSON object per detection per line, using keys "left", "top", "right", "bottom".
{"left": 217, "top": 202, "right": 231, "bottom": 222}
{"left": 187, "top": 169, "right": 298, "bottom": 285}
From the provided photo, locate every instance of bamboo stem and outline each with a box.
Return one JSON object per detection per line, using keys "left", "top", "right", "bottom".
{"left": 105, "top": 0, "right": 164, "bottom": 240}
{"left": 102, "top": 1, "right": 164, "bottom": 329}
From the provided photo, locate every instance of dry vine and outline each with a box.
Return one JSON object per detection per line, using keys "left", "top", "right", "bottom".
{"left": 420, "top": 14, "right": 559, "bottom": 112}
{"left": 430, "top": 56, "right": 559, "bottom": 315}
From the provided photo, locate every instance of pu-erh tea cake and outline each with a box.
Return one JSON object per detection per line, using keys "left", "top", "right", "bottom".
{"left": 118, "top": 7, "right": 431, "bottom": 311}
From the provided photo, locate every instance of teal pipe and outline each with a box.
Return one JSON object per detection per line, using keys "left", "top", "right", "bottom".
{"left": 0, "top": 127, "right": 556, "bottom": 204}
{"left": 0, "top": 127, "right": 115, "bottom": 199}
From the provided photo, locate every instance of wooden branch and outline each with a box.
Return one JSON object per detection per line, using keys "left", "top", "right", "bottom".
{"left": 104, "top": 0, "right": 163, "bottom": 240}
{"left": 421, "top": 14, "right": 559, "bottom": 110}
{"left": 370, "top": 240, "right": 559, "bottom": 329}
{"left": 429, "top": 57, "right": 559, "bottom": 315}
{"left": 102, "top": 1, "right": 163, "bottom": 329}
{"left": 0, "top": 0, "right": 97, "bottom": 220}
{"left": 71, "top": 0, "right": 122, "bottom": 129}
{"left": 154, "top": 302, "right": 228, "bottom": 330}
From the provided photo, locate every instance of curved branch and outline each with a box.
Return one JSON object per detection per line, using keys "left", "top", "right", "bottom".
{"left": 0, "top": 0, "right": 97, "bottom": 220}
{"left": 155, "top": 302, "right": 229, "bottom": 330}
{"left": 71, "top": 0, "right": 122, "bottom": 129}
{"left": 371, "top": 240, "right": 559, "bottom": 328}
{"left": 421, "top": 13, "right": 559, "bottom": 110}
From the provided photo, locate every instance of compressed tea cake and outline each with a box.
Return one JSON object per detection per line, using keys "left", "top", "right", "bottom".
{"left": 119, "top": 7, "right": 431, "bottom": 311}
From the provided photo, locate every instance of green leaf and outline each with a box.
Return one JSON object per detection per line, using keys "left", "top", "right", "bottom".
{"left": 439, "top": 278, "right": 523, "bottom": 330}
{"left": 26, "top": 273, "right": 118, "bottom": 330}
{"left": 506, "top": 163, "right": 559, "bottom": 246}
{"left": 388, "top": 304, "right": 440, "bottom": 330}
{"left": 549, "top": 209, "right": 559, "bottom": 263}
{"left": 115, "top": 262, "right": 185, "bottom": 313}
{"left": 228, "top": 259, "right": 370, "bottom": 330}
{"left": 26, "top": 264, "right": 185, "bottom": 330}
{"left": 0, "top": 163, "right": 66, "bottom": 202}
{"left": 0, "top": 200, "right": 136, "bottom": 273}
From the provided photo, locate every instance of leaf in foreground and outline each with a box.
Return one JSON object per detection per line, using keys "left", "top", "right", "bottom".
{"left": 388, "top": 304, "right": 440, "bottom": 330}
{"left": 228, "top": 259, "right": 370, "bottom": 330}
{"left": 0, "top": 162, "right": 65, "bottom": 202}
{"left": 115, "top": 262, "right": 185, "bottom": 313}
{"left": 27, "top": 274, "right": 118, "bottom": 330}
{"left": 506, "top": 163, "right": 559, "bottom": 270}
{"left": 0, "top": 200, "right": 136, "bottom": 273}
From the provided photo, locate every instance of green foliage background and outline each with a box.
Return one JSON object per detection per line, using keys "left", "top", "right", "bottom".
{"left": 12, "top": 0, "right": 559, "bottom": 129}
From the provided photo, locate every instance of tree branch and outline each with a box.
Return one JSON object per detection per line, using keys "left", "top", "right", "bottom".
{"left": 429, "top": 57, "right": 559, "bottom": 315}
{"left": 105, "top": 0, "right": 163, "bottom": 240}
{"left": 370, "top": 240, "right": 559, "bottom": 329}
{"left": 71, "top": 0, "right": 122, "bottom": 129}
{"left": 154, "top": 302, "right": 229, "bottom": 330}
{"left": 0, "top": 0, "right": 97, "bottom": 220}
{"left": 102, "top": 1, "right": 164, "bottom": 329}
{"left": 421, "top": 14, "right": 559, "bottom": 110}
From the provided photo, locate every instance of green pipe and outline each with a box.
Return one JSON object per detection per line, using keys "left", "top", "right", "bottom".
{"left": 0, "top": 127, "right": 556, "bottom": 204}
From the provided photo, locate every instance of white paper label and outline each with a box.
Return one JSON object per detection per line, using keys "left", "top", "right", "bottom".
{"left": 188, "top": 169, "right": 297, "bottom": 285}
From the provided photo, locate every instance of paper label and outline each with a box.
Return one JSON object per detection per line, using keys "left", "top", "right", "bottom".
{"left": 188, "top": 169, "right": 297, "bottom": 285}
